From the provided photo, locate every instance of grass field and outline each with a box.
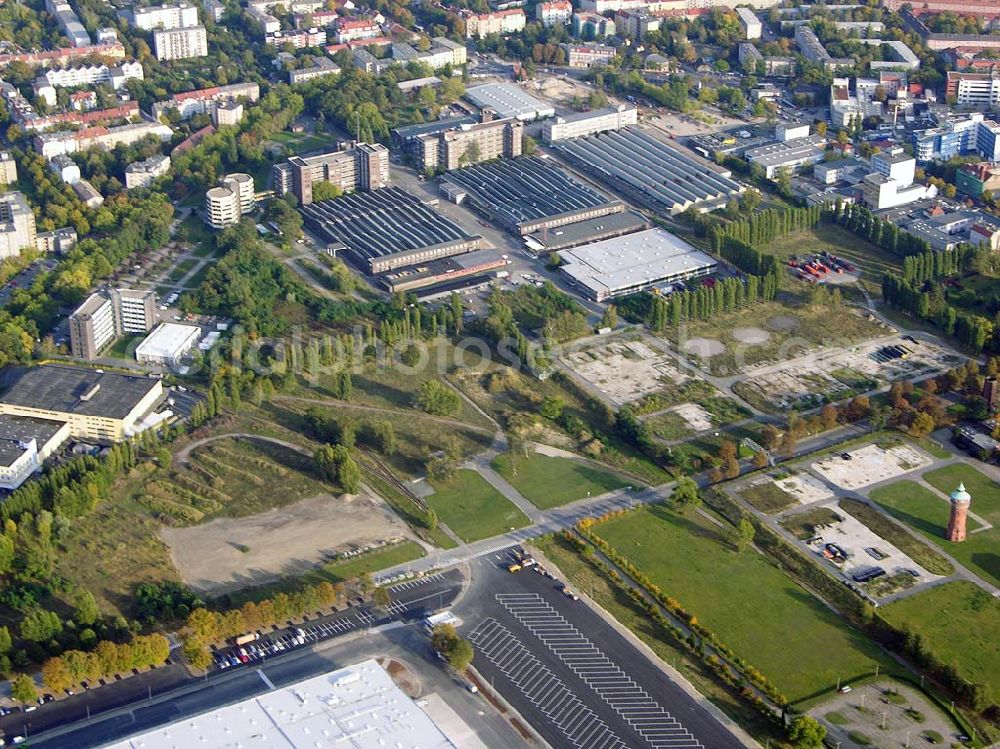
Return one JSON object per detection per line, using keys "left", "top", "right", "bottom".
{"left": 267, "top": 131, "right": 337, "bottom": 152}
{"left": 183, "top": 261, "right": 216, "bottom": 289}
{"left": 427, "top": 470, "right": 530, "bottom": 542}
{"left": 491, "top": 453, "right": 633, "bottom": 509}
{"left": 869, "top": 480, "right": 1000, "bottom": 586}
{"left": 764, "top": 224, "right": 904, "bottom": 295}
{"left": 923, "top": 464, "right": 1000, "bottom": 525}
{"left": 741, "top": 481, "right": 798, "bottom": 514}
{"left": 105, "top": 333, "right": 144, "bottom": 360}
{"left": 594, "top": 505, "right": 895, "bottom": 701}
{"left": 882, "top": 581, "right": 1000, "bottom": 701}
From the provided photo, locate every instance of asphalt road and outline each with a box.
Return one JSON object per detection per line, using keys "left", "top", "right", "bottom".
{"left": 1, "top": 571, "right": 463, "bottom": 748}
{"left": 455, "top": 551, "right": 745, "bottom": 749}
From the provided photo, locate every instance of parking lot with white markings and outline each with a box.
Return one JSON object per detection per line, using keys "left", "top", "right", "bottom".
{"left": 457, "top": 551, "right": 745, "bottom": 749}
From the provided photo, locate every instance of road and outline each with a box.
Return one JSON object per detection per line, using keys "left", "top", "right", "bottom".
{"left": 456, "top": 551, "right": 746, "bottom": 749}
{"left": 1, "top": 572, "right": 465, "bottom": 748}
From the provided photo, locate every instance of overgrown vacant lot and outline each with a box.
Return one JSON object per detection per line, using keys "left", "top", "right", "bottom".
{"left": 427, "top": 470, "right": 530, "bottom": 542}
{"left": 594, "top": 505, "right": 894, "bottom": 701}
{"left": 763, "top": 224, "right": 904, "bottom": 294}
{"left": 870, "top": 479, "right": 1000, "bottom": 587}
{"left": 491, "top": 453, "right": 633, "bottom": 509}
{"left": 883, "top": 581, "right": 1000, "bottom": 701}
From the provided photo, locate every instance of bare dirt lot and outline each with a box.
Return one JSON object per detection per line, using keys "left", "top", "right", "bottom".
{"left": 161, "top": 491, "right": 415, "bottom": 594}
{"left": 732, "top": 335, "right": 962, "bottom": 412}
{"left": 560, "top": 337, "right": 689, "bottom": 406}
{"left": 812, "top": 444, "right": 933, "bottom": 490}
{"left": 775, "top": 473, "right": 833, "bottom": 505}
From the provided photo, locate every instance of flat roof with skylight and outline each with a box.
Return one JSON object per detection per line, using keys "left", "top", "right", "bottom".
{"left": 558, "top": 228, "right": 718, "bottom": 301}
{"left": 103, "top": 659, "right": 458, "bottom": 749}
{"left": 464, "top": 82, "right": 555, "bottom": 121}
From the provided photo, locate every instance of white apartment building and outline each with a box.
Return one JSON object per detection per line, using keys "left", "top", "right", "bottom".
{"left": 543, "top": 105, "right": 637, "bottom": 142}
{"left": 153, "top": 25, "right": 208, "bottom": 60}
{"left": 465, "top": 9, "right": 526, "bottom": 39}
{"left": 737, "top": 7, "right": 762, "bottom": 39}
{"left": 37, "top": 61, "right": 143, "bottom": 92}
{"left": 0, "top": 192, "right": 37, "bottom": 259}
{"left": 536, "top": 0, "right": 572, "bottom": 26}
{"left": 34, "top": 122, "right": 174, "bottom": 158}
{"left": 151, "top": 82, "right": 260, "bottom": 121}
{"left": 563, "top": 43, "right": 616, "bottom": 68}
{"left": 871, "top": 148, "right": 916, "bottom": 188}
{"left": 863, "top": 173, "right": 928, "bottom": 210}
{"left": 205, "top": 186, "right": 240, "bottom": 229}
{"left": 247, "top": 6, "right": 280, "bottom": 32}
{"left": 948, "top": 71, "right": 1000, "bottom": 107}
{"left": 125, "top": 153, "right": 171, "bottom": 189}
{"left": 128, "top": 2, "right": 200, "bottom": 29}
{"left": 0, "top": 153, "right": 16, "bottom": 185}
{"left": 220, "top": 173, "right": 255, "bottom": 214}
{"left": 334, "top": 17, "right": 381, "bottom": 43}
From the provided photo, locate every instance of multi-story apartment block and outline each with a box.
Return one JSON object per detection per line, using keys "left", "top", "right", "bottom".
{"left": 33, "top": 62, "right": 144, "bottom": 107}
{"left": 880, "top": 0, "right": 1000, "bottom": 19}
{"left": 334, "top": 17, "right": 381, "bottom": 43}
{"left": 615, "top": 10, "right": 660, "bottom": 39}
{"left": 572, "top": 11, "right": 616, "bottom": 37}
{"left": 464, "top": 9, "right": 526, "bottom": 39}
{"left": 563, "top": 43, "right": 616, "bottom": 68}
{"left": 272, "top": 143, "right": 389, "bottom": 205}
{"left": 248, "top": 6, "right": 280, "bottom": 32}
{"left": 0, "top": 152, "right": 17, "bottom": 185}
{"left": 288, "top": 57, "right": 341, "bottom": 84}
{"left": 47, "top": 0, "right": 92, "bottom": 47}
{"left": 946, "top": 71, "right": 1000, "bottom": 107}
{"left": 202, "top": 0, "right": 224, "bottom": 21}
{"left": 151, "top": 82, "right": 260, "bottom": 121}
{"left": 124, "top": 154, "right": 171, "bottom": 189}
{"left": 542, "top": 105, "right": 638, "bottom": 142}
{"left": 69, "top": 288, "right": 156, "bottom": 359}
{"left": 205, "top": 186, "right": 240, "bottom": 229}
{"left": 736, "top": 7, "right": 761, "bottom": 39}
{"left": 125, "top": 2, "right": 200, "bottom": 29}
{"left": 266, "top": 28, "right": 327, "bottom": 48}
{"left": 536, "top": 1, "right": 572, "bottom": 26}
{"left": 0, "top": 192, "right": 37, "bottom": 259}
{"left": 413, "top": 113, "right": 523, "bottom": 172}
{"left": 220, "top": 173, "right": 255, "bottom": 214}
{"left": 153, "top": 25, "right": 208, "bottom": 60}
{"left": 0, "top": 42, "right": 127, "bottom": 69}
{"left": 34, "top": 122, "right": 174, "bottom": 158}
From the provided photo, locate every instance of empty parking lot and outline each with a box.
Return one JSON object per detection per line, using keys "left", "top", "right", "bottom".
{"left": 458, "top": 554, "right": 744, "bottom": 749}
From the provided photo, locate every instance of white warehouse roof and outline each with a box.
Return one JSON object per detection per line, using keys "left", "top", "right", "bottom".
{"left": 104, "top": 659, "right": 457, "bottom": 749}
{"left": 465, "top": 82, "right": 555, "bottom": 121}
{"left": 134, "top": 322, "right": 201, "bottom": 362}
{"left": 558, "top": 228, "right": 717, "bottom": 300}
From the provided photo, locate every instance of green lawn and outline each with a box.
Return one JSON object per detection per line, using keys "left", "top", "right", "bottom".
{"left": 267, "top": 131, "right": 336, "bottom": 153}
{"left": 869, "top": 480, "right": 1000, "bottom": 587}
{"left": 104, "top": 333, "right": 144, "bottom": 360}
{"left": 427, "top": 470, "right": 530, "bottom": 542}
{"left": 595, "top": 505, "right": 895, "bottom": 701}
{"left": 183, "top": 261, "right": 216, "bottom": 290}
{"left": 491, "top": 453, "right": 633, "bottom": 509}
{"left": 741, "top": 481, "right": 798, "bottom": 514}
{"left": 923, "top": 464, "right": 1000, "bottom": 525}
{"left": 882, "top": 581, "right": 1000, "bottom": 701}
{"left": 165, "top": 258, "right": 198, "bottom": 284}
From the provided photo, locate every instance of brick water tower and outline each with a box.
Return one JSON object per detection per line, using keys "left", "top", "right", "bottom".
{"left": 946, "top": 483, "right": 971, "bottom": 543}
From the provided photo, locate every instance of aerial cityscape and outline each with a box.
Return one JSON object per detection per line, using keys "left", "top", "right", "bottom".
{"left": 0, "top": 0, "right": 998, "bottom": 746}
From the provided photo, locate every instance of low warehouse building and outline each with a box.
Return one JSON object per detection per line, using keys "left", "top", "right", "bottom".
{"left": 552, "top": 128, "right": 743, "bottom": 214}
{"left": 0, "top": 415, "right": 72, "bottom": 490}
{"left": 0, "top": 364, "right": 164, "bottom": 442}
{"left": 440, "top": 156, "right": 623, "bottom": 235}
{"left": 557, "top": 227, "right": 718, "bottom": 301}
{"left": 465, "top": 82, "right": 555, "bottom": 121}
{"left": 135, "top": 323, "right": 202, "bottom": 367}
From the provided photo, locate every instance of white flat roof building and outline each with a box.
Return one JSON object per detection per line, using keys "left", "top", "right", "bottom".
{"left": 558, "top": 227, "right": 718, "bottom": 301}
{"left": 465, "top": 83, "right": 555, "bottom": 121}
{"left": 737, "top": 7, "right": 762, "bottom": 39}
{"left": 135, "top": 322, "right": 201, "bottom": 367}
{"left": 104, "top": 659, "right": 458, "bottom": 749}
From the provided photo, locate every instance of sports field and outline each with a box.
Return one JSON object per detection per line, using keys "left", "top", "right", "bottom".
{"left": 427, "top": 470, "right": 530, "bottom": 542}
{"left": 595, "top": 504, "right": 894, "bottom": 701}
{"left": 491, "top": 453, "right": 633, "bottom": 509}
{"left": 882, "top": 581, "right": 1000, "bottom": 701}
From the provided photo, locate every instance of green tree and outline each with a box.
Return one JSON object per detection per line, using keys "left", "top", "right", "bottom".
{"left": 729, "top": 517, "right": 755, "bottom": 553}
{"left": 672, "top": 477, "right": 701, "bottom": 516}
{"left": 20, "top": 608, "right": 62, "bottom": 643}
{"left": 599, "top": 305, "right": 618, "bottom": 329}
{"left": 74, "top": 590, "right": 100, "bottom": 627}
{"left": 311, "top": 181, "right": 343, "bottom": 201}
{"left": 0, "top": 626, "right": 11, "bottom": 655}
{"left": 414, "top": 379, "right": 461, "bottom": 416}
{"left": 10, "top": 673, "right": 37, "bottom": 704}
{"left": 788, "top": 715, "right": 826, "bottom": 748}
{"left": 372, "top": 586, "right": 391, "bottom": 610}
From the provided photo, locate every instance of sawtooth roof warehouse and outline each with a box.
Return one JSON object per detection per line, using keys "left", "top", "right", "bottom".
{"left": 558, "top": 228, "right": 718, "bottom": 302}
